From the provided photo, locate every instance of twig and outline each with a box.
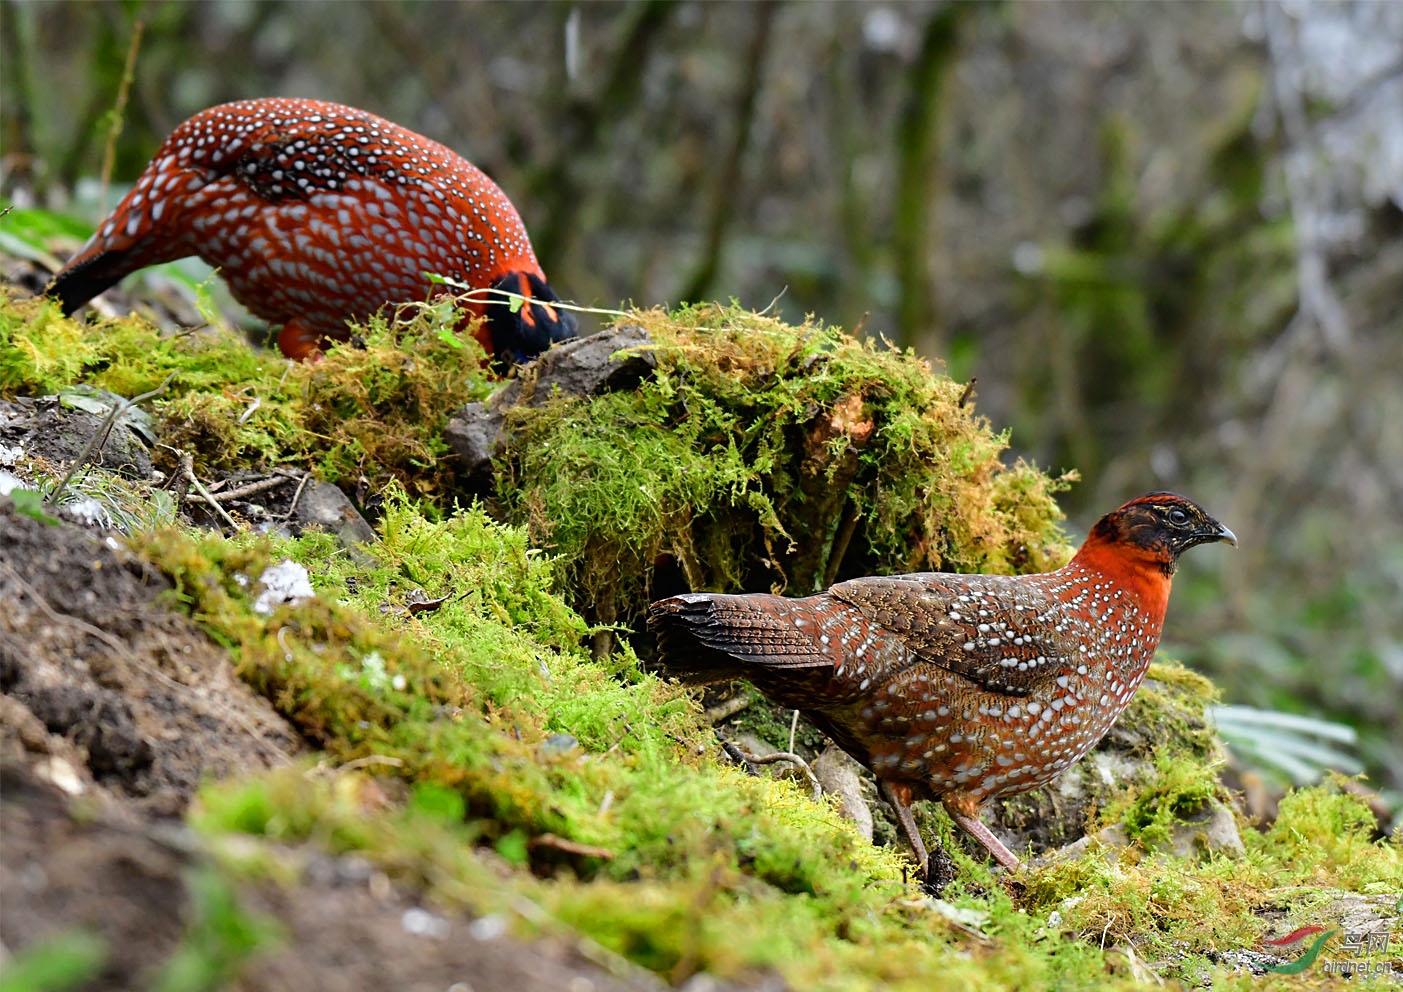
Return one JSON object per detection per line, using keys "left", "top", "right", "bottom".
{"left": 732, "top": 749, "right": 823, "bottom": 801}
{"left": 958, "top": 377, "right": 978, "bottom": 408}
{"left": 757, "top": 285, "right": 789, "bottom": 316}
{"left": 788, "top": 708, "right": 800, "bottom": 754}
{"left": 178, "top": 450, "right": 241, "bottom": 532}
{"left": 718, "top": 733, "right": 822, "bottom": 801}
{"left": 719, "top": 737, "right": 754, "bottom": 770}
{"left": 280, "top": 471, "right": 313, "bottom": 522}
{"left": 47, "top": 371, "right": 176, "bottom": 507}
{"left": 528, "top": 833, "right": 615, "bottom": 861}
{"left": 325, "top": 754, "right": 405, "bottom": 774}
{"left": 183, "top": 473, "right": 293, "bottom": 504}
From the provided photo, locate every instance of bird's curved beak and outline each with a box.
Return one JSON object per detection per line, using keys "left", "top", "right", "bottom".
{"left": 1208, "top": 523, "right": 1238, "bottom": 548}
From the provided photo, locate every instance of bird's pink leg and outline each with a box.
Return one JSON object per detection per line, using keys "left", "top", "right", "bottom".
{"left": 946, "top": 807, "right": 1022, "bottom": 871}
{"left": 878, "top": 780, "right": 928, "bottom": 874}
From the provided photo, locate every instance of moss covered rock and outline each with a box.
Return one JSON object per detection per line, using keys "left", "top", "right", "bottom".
{"left": 487, "top": 303, "right": 1073, "bottom": 628}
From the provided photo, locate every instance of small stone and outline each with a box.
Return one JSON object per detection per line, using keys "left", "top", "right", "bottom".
{"left": 252, "top": 559, "right": 315, "bottom": 615}
{"left": 400, "top": 906, "right": 452, "bottom": 940}
{"left": 445, "top": 324, "right": 656, "bottom": 494}
{"left": 33, "top": 756, "right": 85, "bottom": 796}
{"left": 1166, "top": 801, "right": 1244, "bottom": 858}
{"left": 293, "top": 481, "right": 377, "bottom": 552}
{"left": 813, "top": 745, "right": 873, "bottom": 842}
{"left": 468, "top": 914, "right": 508, "bottom": 942}
{"left": 539, "top": 733, "right": 579, "bottom": 756}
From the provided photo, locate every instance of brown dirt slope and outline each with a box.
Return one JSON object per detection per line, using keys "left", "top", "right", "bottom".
{"left": 0, "top": 498, "right": 707, "bottom": 991}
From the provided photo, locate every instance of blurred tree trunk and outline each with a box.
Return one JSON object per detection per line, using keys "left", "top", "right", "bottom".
{"left": 829, "top": 31, "right": 877, "bottom": 332}
{"left": 530, "top": 0, "right": 676, "bottom": 272}
{"left": 680, "top": 3, "right": 776, "bottom": 304}
{"left": 893, "top": 5, "right": 965, "bottom": 349}
{"left": 0, "top": 1, "right": 40, "bottom": 197}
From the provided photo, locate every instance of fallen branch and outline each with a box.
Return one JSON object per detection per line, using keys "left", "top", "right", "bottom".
{"left": 528, "top": 832, "right": 615, "bottom": 861}
{"left": 176, "top": 449, "right": 240, "bottom": 532}
{"left": 718, "top": 733, "right": 823, "bottom": 801}
{"left": 280, "top": 471, "right": 313, "bottom": 522}
{"left": 184, "top": 473, "right": 294, "bottom": 504}
{"left": 703, "top": 693, "right": 753, "bottom": 722}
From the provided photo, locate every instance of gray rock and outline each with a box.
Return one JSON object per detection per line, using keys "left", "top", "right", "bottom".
{"left": 0, "top": 396, "right": 153, "bottom": 480}
{"left": 294, "top": 480, "right": 378, "bottom": 551}
{"left": 445, "top": 324, "right": 655, "bottom": 485}
{"left": 813, "top": 745, "right": 874, "bottom": 842}
{"left": 1048, "top": 799, "right": 1244, "bottom": 863}
{"left": 511, "top": 323, "right": 656, "bottom": 404}
{"left": 1164, "top": 801, "right": 1245, "bottom": 858}
{"left": 442, "top": 401, "right": 506, "bottom": 480}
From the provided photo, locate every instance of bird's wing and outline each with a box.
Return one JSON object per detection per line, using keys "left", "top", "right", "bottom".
{"left": 226, "top": 132, "right": 353, "bottom": 204}
{"left": 829, "top": 573, "right": 1073, "bottom": 696}
{"left": 202, "top": 111, "right": 377, "bottom": 203}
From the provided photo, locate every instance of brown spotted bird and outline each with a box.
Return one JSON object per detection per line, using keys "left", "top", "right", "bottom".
{"left": 648, "top": 492, "right": 1235, "bottom": 879}
{"left": 47, "top": 98, "right": 575, "bottom": 363}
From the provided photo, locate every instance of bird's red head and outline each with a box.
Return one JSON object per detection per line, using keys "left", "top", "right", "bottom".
{"left": 1072, "top": 492, "right": 1236, "bottom": 620}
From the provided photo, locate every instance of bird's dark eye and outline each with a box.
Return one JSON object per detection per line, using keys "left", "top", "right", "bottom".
{"left": 1168, "top": 508, "right": 1189, "bottom": 526}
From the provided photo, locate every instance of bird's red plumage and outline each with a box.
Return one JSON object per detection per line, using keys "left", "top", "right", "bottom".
{"left": 48, "top": 98, "right": 574, "bottom": 362}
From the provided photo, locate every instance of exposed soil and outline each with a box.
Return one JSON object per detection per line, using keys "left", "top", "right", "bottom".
{"left": 0, "top": 496, "right": 299, "bottom": 807}
{"left": 0, "top": 761, "right": 678, "bottom": 992}
{"left": 0, "top": 498, "right": 751, "bottom": 990}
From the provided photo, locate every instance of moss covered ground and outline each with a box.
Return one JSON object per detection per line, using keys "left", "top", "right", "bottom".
{"left": 1, "top": 293, "right": 1399, "bottom": 989}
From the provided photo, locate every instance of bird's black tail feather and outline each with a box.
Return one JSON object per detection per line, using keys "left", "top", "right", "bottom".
{"left": 47, "top": 250, "right": 136, "bottom": 316}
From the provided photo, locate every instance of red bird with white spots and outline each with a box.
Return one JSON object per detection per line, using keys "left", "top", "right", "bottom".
{"left": 47, "top": 98, "right": 575, "bottom": 363}
{"left": 649, "top": 492, "right": 1236, "bottom": 886}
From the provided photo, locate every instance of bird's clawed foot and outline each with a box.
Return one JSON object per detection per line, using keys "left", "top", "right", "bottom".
{"left": 879, "top": 780, "right": 956, "bottom": 896}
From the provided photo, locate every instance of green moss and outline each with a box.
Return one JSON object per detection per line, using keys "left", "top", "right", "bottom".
{"left": 1254, "top": 776, "right": 1403, "bottom": 889}
{"left": 294, "top": 302, "right": 495, "bottom": 496}
{"left": 496, "top": 303, "right": 1073, "bottom": 624}
{"left": 0, "top": 929, "right": 108, "bottom": 992}
{"left": 1113, "top": 753, "right": 1223, "bottom": 851}
{"left": 154, "top": 868, "right": 282, "bottom": 992}
{"left": 0, "top": 291, "right": 493, "bottom": 496}
{"left": 1023, "top": 854, "right": 1268, "bottom": 971}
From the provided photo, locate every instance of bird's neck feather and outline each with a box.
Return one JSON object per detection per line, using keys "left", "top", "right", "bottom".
{"left": 1069, "top": 537, "right": 1174, "bottom": 627}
